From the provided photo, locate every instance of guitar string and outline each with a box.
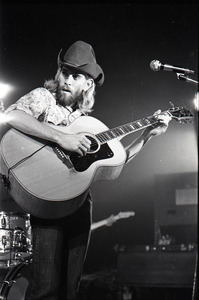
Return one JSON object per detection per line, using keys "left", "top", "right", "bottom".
{"left": 5, "top": 111, "right": 174, "bottom": 171}
{"left": 94, "top": 115, "right": 159, "bottom": 145}
{"left": 7, "top": 143, "right": 49, "bottom": 176}
{"left": 8, "top": 116, "right": 160, "bottom": 168}
{"left": 2, "top": 109, "right": 190, "bottom": 186}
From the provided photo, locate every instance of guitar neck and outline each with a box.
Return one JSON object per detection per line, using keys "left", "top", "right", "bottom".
{"left": 96, "top": 112, "right": 166, "bottom": 144}
{"left": 91, "top": 219, "right": 109, "bottom": 231}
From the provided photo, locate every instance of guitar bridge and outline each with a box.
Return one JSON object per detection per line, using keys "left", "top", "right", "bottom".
{"left": 54, "top": 143, "right": 114, "bottom": 172}
{"left": 53, "top": 146, "right": 74, "bottom": 169}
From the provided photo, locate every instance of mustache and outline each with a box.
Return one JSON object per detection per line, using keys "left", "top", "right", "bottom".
{"left": 59, "top": 85, "right": 71, "bottom": 92}
{"left": 56, "top": 86, "right": 84, "bottom": 106}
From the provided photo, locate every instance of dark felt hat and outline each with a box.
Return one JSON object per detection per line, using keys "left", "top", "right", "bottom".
{"left": 57, "top": 41, "right": 104, "bottom": 86}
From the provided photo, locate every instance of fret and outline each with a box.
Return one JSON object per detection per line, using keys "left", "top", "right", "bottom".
{"left": 136, "top": 121, "right": 143, "bottom": 127}
{"left": 97, "top": 134, "right": 106, "bottom": 143}
{"left": 95, "top": 113, "right": 160, "bottom": 144}
{"left": 109, "top": 131, "right": 117, "bottom": 138}
{"left": 114, "top": 128, "right": 122, "bottom": 136}
{"left": 129, "top": 124, "right": 135, "bottom": 130}
{"left": 132, "top": 122, "right": 140, "bottom": 129}
{"left": 104, "top": 132, "right": 112, "bottom": 140}
{"left": 118, "top": 127, "right": 126, "bottom": 134}
{"left": 109, "top": 131, "right": 115, "bottom": 138}
{"left": 106, "top": 131, "right": 115, "bottom": 139}
{"left": 142, "top": 118, "right": 151, "bottom": 125}
{"left": 100, "top": 133, "right": 108, "bottom": 141}
{"left": 124, "top": 125, "right": 132, "bottom": 132}
{"left": 121, "top": 126, "right": 129, "bottom": 134}
{"left": 117, "top": 128, "right": 124, "bottom": 135}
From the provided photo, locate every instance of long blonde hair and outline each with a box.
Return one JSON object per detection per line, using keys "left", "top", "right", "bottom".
{"left": 44, "top": 68, "right": 96, "bottom": 115}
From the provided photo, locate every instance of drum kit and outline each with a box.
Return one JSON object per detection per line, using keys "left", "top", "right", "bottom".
{"left": 0, "top": 211, "right": 33, "bottom": 300}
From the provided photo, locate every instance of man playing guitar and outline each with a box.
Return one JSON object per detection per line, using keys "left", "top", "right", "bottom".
{"left": 1, "top": 41, "right": 171, "bottom": 300}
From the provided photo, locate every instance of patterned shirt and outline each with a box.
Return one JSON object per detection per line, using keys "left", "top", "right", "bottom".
{"left": 5, "top": 87, "right": 82, "bottom": 125}
{"left": 2, "top": 87, "right": 91, "bottom": 213}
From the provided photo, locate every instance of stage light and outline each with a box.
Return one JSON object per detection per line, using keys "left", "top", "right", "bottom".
{"left": 0, "top": 111, "right": 9, "bottom": 124}
{"left": 193, "top": 92, "right": 198, "bottom": 111}
{"left": 0, "top": 82, "right": 14, "bottom": 123}
{"left": 0, "top": 82, "right": 13, "bottom": 99}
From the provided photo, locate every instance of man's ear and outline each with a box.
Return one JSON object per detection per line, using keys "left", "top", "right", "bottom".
{"left": 85, "top": 78, "right": 94, "bottom": 91}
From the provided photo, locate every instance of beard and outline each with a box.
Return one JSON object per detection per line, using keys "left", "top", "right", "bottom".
{"left": 56, "top": 85, "right": 83, "bottom": 108}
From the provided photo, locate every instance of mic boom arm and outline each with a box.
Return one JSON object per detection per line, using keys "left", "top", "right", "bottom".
{"left": 150, "top": 60, "right": 195, "bottom": 74}
{"left": 150, "top": 60, "right": 198, "bottom": 85}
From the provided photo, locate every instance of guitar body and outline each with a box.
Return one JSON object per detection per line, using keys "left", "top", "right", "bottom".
{"left": 1, "top": 105, "right": 192, "bottom": 218}
{"left": 0, "top": 116, "right": 126, "bottom": 218}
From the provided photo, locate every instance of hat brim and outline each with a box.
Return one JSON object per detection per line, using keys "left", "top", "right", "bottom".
{"left": 57, "top": 51, "right": 104, "bottom": 86}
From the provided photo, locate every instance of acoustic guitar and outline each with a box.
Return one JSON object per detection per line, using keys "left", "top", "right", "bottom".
{"left": 0, "top": 105, "right": 193, "bottom": 218}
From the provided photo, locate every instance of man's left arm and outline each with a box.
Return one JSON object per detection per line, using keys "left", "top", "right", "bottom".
{"left": 125, "top": 110, "right": 171, "bottom": 164}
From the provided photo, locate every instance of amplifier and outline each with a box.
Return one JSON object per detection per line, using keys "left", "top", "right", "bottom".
{"left": 117, "top": 245, "right": 197, "bottom": 288}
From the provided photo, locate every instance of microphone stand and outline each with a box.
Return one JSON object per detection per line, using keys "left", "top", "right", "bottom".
{"left": 176, "top": 73, "right": 198, "bottom": 85}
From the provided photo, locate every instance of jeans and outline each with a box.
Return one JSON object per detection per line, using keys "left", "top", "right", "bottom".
{"left": 25, "top": 193, "right": 92, "bottom": 300}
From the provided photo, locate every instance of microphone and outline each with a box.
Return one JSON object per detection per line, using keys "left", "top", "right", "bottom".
{"left": 150, "top": 60, "right": 195, "bottom": 74}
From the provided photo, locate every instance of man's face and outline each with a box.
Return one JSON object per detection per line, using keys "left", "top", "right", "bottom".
{"left": 57, "top": 67, "right": 91, "bottom": 107}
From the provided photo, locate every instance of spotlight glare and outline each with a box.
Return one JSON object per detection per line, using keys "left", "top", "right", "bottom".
{"left": 193, "top": 92, "right": 199, "bottom": 111}
{"left": 0, "top": 111, "right": 9, "bottom": 124}
{"left": 0, "top": 82, "right": 13, "bottom": 98}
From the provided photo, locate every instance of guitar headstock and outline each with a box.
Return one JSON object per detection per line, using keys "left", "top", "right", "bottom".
{"left": 167, "top": 103, "right": 194, "bottom": 124}
{"left": 117, "top": 211, "right": 135, "bottom": 219}
{"left": 105, "top": 212, "right": 135, "bottom": 227}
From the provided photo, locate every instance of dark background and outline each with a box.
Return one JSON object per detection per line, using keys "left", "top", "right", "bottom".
{"left": 0, "top": 1, "right": 198, "bottom": 276}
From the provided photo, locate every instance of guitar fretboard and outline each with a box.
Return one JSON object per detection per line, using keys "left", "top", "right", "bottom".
{"left": 96, "top": 114, "right": 160, "bottom": 144}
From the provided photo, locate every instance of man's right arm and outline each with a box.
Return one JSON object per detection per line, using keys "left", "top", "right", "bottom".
{"left": 5, "top": 110, "right": 91, "bottom": 156}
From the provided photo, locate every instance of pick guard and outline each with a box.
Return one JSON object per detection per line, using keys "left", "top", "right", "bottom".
{"left": 70, "top": 143, "right": 114, "bottom": 172}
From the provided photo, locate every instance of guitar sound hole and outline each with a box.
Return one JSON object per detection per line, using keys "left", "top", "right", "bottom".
{"left": 86, "top": 135, "right": 100, "bottom": 153}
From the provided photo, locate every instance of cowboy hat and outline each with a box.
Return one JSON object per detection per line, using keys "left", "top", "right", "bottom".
{"left": 57, "top": 41, "right": 104, "bottom": 86}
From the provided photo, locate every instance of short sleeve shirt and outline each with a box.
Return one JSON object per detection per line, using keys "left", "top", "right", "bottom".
{"left": 5, "top": 87, "right": 82, "bottom": 126}
{"left": 1, "top": 88, "right": 90, "bottom": 213}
